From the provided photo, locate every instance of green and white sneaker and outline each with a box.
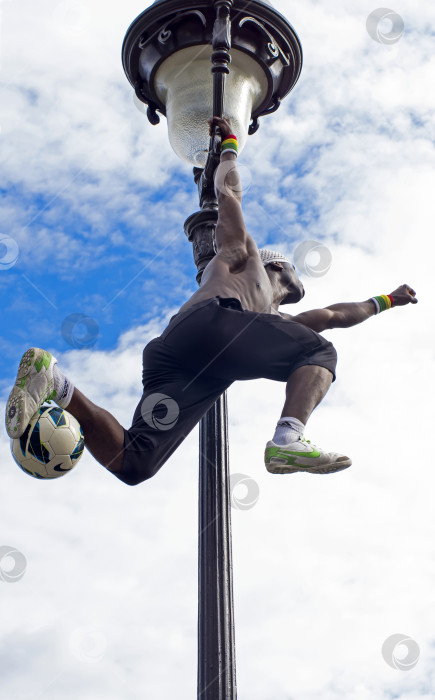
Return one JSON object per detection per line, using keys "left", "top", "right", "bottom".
{"left": 5, "top": 348, "right": 57, "bottom": 439}
{"left": 265, "top": 436, "right": 352, "bottom": 475}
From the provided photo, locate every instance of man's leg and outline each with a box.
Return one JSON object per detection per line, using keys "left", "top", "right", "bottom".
{"left": 266, "top": 363, "right": 350, "bottom": 474}
{"left": 281, "top": 365, "right": 333, "bottom": 423}
{"left": 5, "top": 343, "right": 230, "bottom": 486}
{"left": 67, "top": 388, "right": 126, "bottom": 475}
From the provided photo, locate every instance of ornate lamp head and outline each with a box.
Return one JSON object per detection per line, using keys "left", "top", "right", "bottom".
{"left": 122, "top": 0, "right": 302, "bottom": 166}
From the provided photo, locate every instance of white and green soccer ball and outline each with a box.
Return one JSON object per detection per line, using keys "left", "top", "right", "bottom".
{"left": 10, "top": 406, "right": 84, "bottom": 479}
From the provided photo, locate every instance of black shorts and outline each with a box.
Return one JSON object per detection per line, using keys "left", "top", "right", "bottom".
{"left": 118, "top": 296, "right": 337, "bottom": 485}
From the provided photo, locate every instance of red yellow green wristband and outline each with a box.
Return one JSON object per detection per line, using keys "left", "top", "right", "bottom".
{"left": 221, "top": 135, "right": 238, "bottom": 156}
{"left": 371, "top": 295, "right": 394, "bottom": 313}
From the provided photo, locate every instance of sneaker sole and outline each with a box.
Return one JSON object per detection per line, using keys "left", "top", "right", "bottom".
{"left": 266, "top": 457, "right": 352, "bottom": 475}
{"left": 5, "top": 348, "right": 55, "bottom": 439}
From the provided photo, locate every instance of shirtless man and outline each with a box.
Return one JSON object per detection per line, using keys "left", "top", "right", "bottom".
{"left": 5, "top": 117, "right": 417, "bottom": 486}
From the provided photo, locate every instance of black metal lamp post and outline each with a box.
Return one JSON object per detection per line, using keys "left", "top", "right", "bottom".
{"left": 122, "top": 3, "right": 302, "bottom": 697}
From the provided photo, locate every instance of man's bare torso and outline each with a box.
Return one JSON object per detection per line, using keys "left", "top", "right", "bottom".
{"left": 177, "top": 235, "right": 282, "bottom": 317}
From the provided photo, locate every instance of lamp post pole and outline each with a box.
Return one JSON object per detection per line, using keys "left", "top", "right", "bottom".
{"left": 121, "top": 4, "right": 302, "bottom": 697}
{"left": 194, "top": 6, "right": 237, "bottom": 698}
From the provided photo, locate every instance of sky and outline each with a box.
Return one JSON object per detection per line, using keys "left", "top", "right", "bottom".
{"left": 1, "top": 0, "right": 435, "bottom": 698}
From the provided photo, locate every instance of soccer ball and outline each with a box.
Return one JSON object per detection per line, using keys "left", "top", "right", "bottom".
{"left": 10, "top": 406, "right": 85, "bottom": 479}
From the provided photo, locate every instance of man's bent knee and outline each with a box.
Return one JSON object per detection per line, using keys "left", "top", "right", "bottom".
{"left": 294, "top": 339, "right": 337, "bottom": 383}
{"left": 110, "top": 470, "right": 150, "bottom": 487}
{"left": 108, "top": 462, "right": 157, "bottom": 487}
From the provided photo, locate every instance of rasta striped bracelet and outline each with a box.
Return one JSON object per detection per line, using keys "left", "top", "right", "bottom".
{"left": 221, "top": 135, "right": 238, "bottom": 156}
{"left": 370, "top": 295, "right": 394, "bottom": 313}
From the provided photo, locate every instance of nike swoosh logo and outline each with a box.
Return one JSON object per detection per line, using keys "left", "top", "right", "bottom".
{"left": 277, "top": 447, "right": 320, "bottom": 459}
{"left": 265, "top": 446, "right": 321, "bottom": 465}
{"left": 52, "top": 463, "right": 70, "bottom": 472}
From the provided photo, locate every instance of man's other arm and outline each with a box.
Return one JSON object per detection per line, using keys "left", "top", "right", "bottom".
{"left": 287, "top": 285, "right": 418, "bottom": 333}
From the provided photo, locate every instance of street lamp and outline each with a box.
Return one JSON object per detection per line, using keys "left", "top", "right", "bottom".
{"left": 122, "top": 2, "right": 302, "bottom": 697}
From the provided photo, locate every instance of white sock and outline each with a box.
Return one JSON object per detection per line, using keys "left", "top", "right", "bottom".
{"left": 272, "top": 416, "right": 305, "bottom": 445}
{"left": 53, "top": 364, "right": 75, "bottom": 409}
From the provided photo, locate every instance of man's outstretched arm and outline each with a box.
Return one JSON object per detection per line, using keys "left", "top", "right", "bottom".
{"left": 289, "top": 284, "right": 418, "bottom": 333}
{"left": 209, "top": 116, "right": 252, "bottom": 271}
